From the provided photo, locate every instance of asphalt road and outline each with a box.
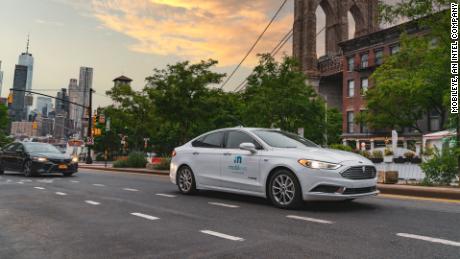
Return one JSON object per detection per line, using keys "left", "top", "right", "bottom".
{"left": 0, "top": 169, "right": 459, "bottom": 259}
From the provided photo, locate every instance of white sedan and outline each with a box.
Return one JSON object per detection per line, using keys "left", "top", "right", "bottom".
{"left": 170, "top": 128, "right": 378, "bottom": 209}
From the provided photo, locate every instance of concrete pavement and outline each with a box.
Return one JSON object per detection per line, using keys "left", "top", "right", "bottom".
{"left": 0, "top": 169, "right": 459, "bottom": 258}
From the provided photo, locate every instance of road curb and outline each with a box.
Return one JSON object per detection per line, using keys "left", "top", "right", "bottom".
{"left": 79, "top": 166, "right": 169, "bottom": 176}
{"left": 378, "top": 184, "right": 460, "bottom": 200}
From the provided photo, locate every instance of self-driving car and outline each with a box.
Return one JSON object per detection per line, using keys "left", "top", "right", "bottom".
{"left": 0, "top": 142, "right": 78, "bottom": 177}
{"left": 170, "top": 127, "right": 378, "bottom": 209}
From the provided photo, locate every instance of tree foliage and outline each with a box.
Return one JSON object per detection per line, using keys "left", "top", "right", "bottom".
{"left": 0, "top": 105, "right": 11, "bottom": 147}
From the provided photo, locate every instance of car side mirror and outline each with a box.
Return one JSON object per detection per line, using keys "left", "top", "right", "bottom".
{"left": 239, "top": 142, "right": 257, "bottom": 154}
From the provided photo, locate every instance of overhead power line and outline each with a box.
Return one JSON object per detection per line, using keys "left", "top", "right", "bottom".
{"left": 219, "top": 0, "right": 288, "bottom": 90}
{"left": 233, "top": 25, "right": 327, "bottom": 93}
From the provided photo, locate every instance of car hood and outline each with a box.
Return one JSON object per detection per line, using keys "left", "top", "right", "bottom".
{"left": 30, "top": 152, "right": 71, "bottom": 160}
{"left": 271, "top": 147, "right": 372, "bottom": 164}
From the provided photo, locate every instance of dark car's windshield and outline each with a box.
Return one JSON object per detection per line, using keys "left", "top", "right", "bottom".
{"left": 23, "top": 143, "right": 62, "bottom": 154}
{"left": 253, "top": 130, "right": 318, "bottom": 148}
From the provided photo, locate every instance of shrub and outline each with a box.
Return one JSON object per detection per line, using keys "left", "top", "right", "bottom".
{"left": 359, "top": 150, "right": 371, "bottom": 158}
{"left": 329, "top": 144, "right": 353, "bottom": 152}
{"left": 113, "top": 151, "right": 147, "bottom": 168}
{"left": 384, "top": 148, "right": 393, "bottom": 156}
{"left": 152, "top": 157, "right": 171, "bottom": 170}
{"left": 404, "top": 151, "right": 415, "bottom": 160}
{"left": 421, "top": 147, "right": 458, "bottom": 185}
{"left": 371, "top": 150, "right": 383, "bottom": 159}
{"left": 423, "top": 146, "right": 434, "bottom": 156}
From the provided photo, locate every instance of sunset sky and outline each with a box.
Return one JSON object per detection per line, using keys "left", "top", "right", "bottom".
{"left": 0, "top": 0, "right": 395, "bottom": 107}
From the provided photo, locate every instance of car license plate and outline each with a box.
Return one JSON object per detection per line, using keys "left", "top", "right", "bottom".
{"left": 58, "top": 164, "right": 68, "bottom": 170}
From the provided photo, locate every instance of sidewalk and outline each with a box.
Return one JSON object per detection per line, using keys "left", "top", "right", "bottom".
{"left": 78, "top": 165, "right": 460, "bottom": 200}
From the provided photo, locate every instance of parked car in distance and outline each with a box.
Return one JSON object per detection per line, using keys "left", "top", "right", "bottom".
{"left": 0, "top": 142, "right": 78, "bottom": 177}
{"left": 170, "top": 127, "right": 378, "bottom": 209}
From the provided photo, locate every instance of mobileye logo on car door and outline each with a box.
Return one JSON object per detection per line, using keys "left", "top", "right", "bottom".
{"left": 228, "top": 155, "right": 246, "bottom": 173}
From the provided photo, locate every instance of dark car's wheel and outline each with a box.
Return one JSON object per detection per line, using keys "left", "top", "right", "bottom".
{"left": 176, "top": 165, "right": 196, "bottom": 194}
{"left": 23, "top": 160, "right": 35, "bottom": 177}
{"left": 63, "top": 172, "right": 74, "bottom": 177}
{"left": 268, "top": 169, "right": 303, "bottom": 209}
{"left": 0, "top": 161, "right": 4, "bottom": 175}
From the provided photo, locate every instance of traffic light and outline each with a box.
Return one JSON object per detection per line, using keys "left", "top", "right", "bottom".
{"left": 92, "top": 115, "right": 97, "bottom": 126}
{"left": 32, "top": 121, "right": 38, "bottom": 129}
{"left": 7, "top": 92, "right": 13, "bottom": 104}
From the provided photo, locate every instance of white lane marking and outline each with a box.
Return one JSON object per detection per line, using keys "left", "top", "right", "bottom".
{"left": 34, "top": 187, "right": 45, "bottom": 190}
{"left": 286, "top": 215, "right": 333, "bottom": 224}
{"left": 131, "top": 212, "right": 159, "bottom": 221}
{"left": 17, "top": 181, "right": 24, "bottom": 184}
{"left": 85, "top": 200, "right": 100, "bottom": 205}
{"left": 200, "top": 230, "right": 244, "bottom": 241}
{"left": 397, "top": 233, "right": 460, "bottom": 247}
{"left": 155, "top": 193, "right": 177, "bottom": 198}
{"left": 37, "top": 179, "right": 54, "bottom": 183}
{"left": 208, "top": 202, "right": 239, "bottom": 208}
{"left": 70, "top": 180, "right": 80, "bottom": 183}
{"left": 55, "top": 192, "right": 67, "bottom": 196}
{"left": 123, "top": 188, "right": 139, "bottom": 192}
{"left": 92, "top": 184, "right": 105, "bottom": 187}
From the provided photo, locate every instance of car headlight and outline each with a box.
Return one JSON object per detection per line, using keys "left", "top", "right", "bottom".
{"left": 33, "top": 157, "right": 48, "bottom": 162}
{"left": 72, "top": 157, "right": 79, "bottom": 163}
{"left": 298, "top": 159, "right": 342, "bottom": 170}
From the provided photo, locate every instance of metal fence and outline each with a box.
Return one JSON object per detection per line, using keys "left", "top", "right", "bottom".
{"left": 375, "top": 163, "right": 425, "bottom": 180}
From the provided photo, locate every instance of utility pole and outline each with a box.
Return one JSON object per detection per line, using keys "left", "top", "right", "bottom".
{"left": 86, "top": 88, "right": 94, "bottom": 164}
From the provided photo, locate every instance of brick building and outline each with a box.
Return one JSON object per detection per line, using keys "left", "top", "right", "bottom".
{"left": 338, "top": 19, "right": 439, "bottom": 151}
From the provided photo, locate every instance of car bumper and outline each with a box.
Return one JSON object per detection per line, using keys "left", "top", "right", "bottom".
{"left": 297, "top": 165, "right": 378, "bottom": 201}
{"left": 32, "top": 161, "right": 78, "bottom": 175}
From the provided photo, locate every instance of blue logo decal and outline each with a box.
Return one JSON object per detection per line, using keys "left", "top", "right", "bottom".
{"left": 234, "top": 156, "right": 242, "bottom": 164}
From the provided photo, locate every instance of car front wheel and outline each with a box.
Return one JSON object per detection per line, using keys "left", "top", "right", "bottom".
{"left": 23, "top": 160, "right": 35, "bottom": 177}
{"left": 268, "top": 169, "right": 302, "bottom": 209}
{"left": 0, "top": 160, "right": 4, "bottom": 175}
{"left": 176, "top": 166, "right": 196, "bottom": 194}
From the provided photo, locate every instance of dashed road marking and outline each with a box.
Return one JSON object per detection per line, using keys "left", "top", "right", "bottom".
{"left": 92, "top": 184, "right": 105, "bottom": 187}
{"left": 123, "top": 188, "right": 139, "bottom": 192}
{"left": 55, "top": 192, "right": 67, "bottom": 196}
{"left": 131, "top": 212, "right": 159, "bottom": 221}
{"left": 85, "top": 200, "right": 100, "bottom": 205}
{"left": 200, "top": 230, "right": 244, "bottom": 241}
{"left": 286, "top": 215, "right": 333, "bottom": 224}
{"left": 33, "top": 187, "right": 46, "bottom": 190}
{"left": 70, "top": 180, "right": 80, "bottom": 183}
{"left": 155, "top": 193, "right": 177, "bottom": 198}
{"left": 208, "top": 202, "right": 239, "bottom": 208}
{"left": 17, "top": 181, "right": 24, "bottom": 184}
{"left": 397, "top": 233, "right": 460, "bottom": 247}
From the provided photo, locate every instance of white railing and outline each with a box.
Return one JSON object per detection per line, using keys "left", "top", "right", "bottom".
{"left": 375, "top": 163, "right": 425, "bottom": 180}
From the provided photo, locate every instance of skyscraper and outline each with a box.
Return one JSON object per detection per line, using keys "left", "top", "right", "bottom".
{"left": 0, "top": 61, "right": 4, "bottom": 97}
{"left": 18, "top": 36, "right": 34, "bottom": 117}
{"left": 36, "top": 96, "right": 53, "bottom": 116}
{"left": 78, "top": 67, "right": 93, "bottom": 137}
{"left": 68, "top": 78, "right": 79, "bottom": 133}
{"left": 10, "top": 65, "right": 28, "bottom": 121}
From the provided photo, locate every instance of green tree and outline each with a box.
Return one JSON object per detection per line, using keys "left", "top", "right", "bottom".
{"left": 241, "top": 54, "right": 334, "bottom": 144}
{"left": 0, "top": 105, "right": 11, "bottom": 147}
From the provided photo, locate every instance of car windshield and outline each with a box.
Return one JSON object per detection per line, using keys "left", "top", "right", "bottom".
{"left": 253, "top": 130, "right": 318, "bottom": 148}
{"left": 24, "top": 143, "right": 62, "bottom": 154}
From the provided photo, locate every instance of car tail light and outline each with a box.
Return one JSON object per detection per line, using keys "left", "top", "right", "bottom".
{"left": 172, "top": 150, "right": 176, "bottom": 157}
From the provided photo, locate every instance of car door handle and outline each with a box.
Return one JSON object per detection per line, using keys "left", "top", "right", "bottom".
{"left": 223, "top": 152, "right": 231, "bottom": 156}
{"left": 193, "top": 152, "right": 200, "bottom": 155}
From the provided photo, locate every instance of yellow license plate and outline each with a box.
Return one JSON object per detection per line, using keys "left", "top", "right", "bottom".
{"left": 58, "top": 164, "right": 68, "bottom": 170}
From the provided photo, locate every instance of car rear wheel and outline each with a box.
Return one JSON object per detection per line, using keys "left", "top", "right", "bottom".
{"left": 63, "top": 172, "right": 74, "bottom": 177}
{"left": 268, "top": 169, "right": 302, "bottom": 209}
{"left": 23, "top": 160, "right": 35, "bottom": 177}
{"left": 0, "top": 161, "right": 4, "bottom": 175}
{"left": 176, "top": 165, "right": 196, "bottom": 194}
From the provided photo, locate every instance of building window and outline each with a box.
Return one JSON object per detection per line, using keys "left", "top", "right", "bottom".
{"left": 390, "top": 45, "right": 400, "bottom": 55}
{"left": 375, "top": 49, "right": 384, "bottom": 65}
{"left": 347, "top": 80, "right": 355, "bottom": 97}
{"left": 429, "top": 110, "right": 441, "bottom": 132}
{"left": 360, "top": 53, "right": 369, "bottom": 68}
{"left": 360, "top": 78, "right": 369, "bottom": 95}
{"left": 347, "top": 111, "right": 354, "bottom": 133}
{"left": 359, "top": 110, "right": 368, "bottom": 133}
{"left": 347, "top": 57, "right": 354, "bottom": 71}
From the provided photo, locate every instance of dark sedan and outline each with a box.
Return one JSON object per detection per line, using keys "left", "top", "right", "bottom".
{"left": 0, "top": 142, "right": 78, "bottom": 177}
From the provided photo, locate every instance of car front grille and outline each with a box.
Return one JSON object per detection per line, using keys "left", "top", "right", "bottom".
{"left": 343, "top": 186, "right": 377, "bottom": 195}
{"left": 341, "top": 166, "right": 377, "bottom": 180}
{"left": 49, "top": 159, "right": 72, "bottom": 164}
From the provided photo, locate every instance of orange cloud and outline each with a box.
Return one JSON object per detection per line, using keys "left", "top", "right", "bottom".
{"left": 90, "top": 0, "right": 292, "bottom": 66}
